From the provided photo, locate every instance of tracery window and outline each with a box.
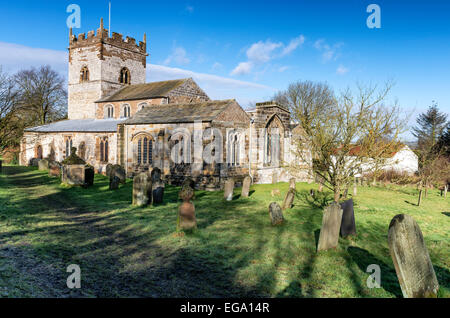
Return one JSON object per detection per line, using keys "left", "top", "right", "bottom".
{"left": 119, "top": 67, "right": 131, "bottom": 85}
{"left": 136, "top": 135, "right": 153, "bottom": 165}
{"left": 80, "top": 66, "right": 89, "bottom": 82}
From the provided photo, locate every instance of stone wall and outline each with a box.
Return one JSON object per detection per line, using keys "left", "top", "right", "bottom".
{"left": 167, "top": 78, "right": 210, "bottom": 103}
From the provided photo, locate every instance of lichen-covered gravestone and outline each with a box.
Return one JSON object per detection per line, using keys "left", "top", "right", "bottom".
{"left": 177, "top": 185, "right": 196, "bottom": 231}
{"left": 224, "top": 178, "right": 235, "bottom": 201}
{"left": 289, "top": 177, "right": 296, "bottom": 190}
{"left": 132, "top": 172, "right": 152, "bottom": 206}
{"left": 48, "top": 161, "right": 61, "bottom": 178}
{"left": 269, "top": 202, "right": 284, "bottom": 225}
{"left": 317, "top": 202, "right": 343, "bottom": 252}
{"left": 340, "top": 198, "right": 356, "bottom": 237}
{"left": 388, "top": 214, "right": 439, "bottom": 298}
{"left": 109, "top": 164, "right": 126, "bottom": 184}
{"left": 282, "top": 188, "right": 296, "bottom": 210}
{"left": 38, "top": 159, "right": 50, "bottom": 171}
{"left": 151, "top": 168, "right": 165, "bottom": 205}
{"left": 241, "top": 176, "right": 251, "bottom": 198}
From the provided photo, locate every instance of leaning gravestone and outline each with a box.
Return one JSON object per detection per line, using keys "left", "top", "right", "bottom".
{"left": 269, "top": 202, "right": 284, "bottom": 225}
{"left": 177, "top": 185, "right": 196, "bottom": 231}
{"left": 152, "top": 180, "right": 165, "bottom": 205}
{"left": 282, "top": 188, "right": 296, "bottom": 210}
{"left": 109, "top": 176, "right": 120, "bottom": 190}
{"left": 241, "top": 176, "right": 251, "bottom": 198}
{"left": 339, "top": 198, "right": 356, "bottom": 237}
{"left": 289, "top": 178, "right": 296, "bottom": 190}
{"left": 317, "top": 202, "right": 343, "bottom": 252}
{"left": 132, "top": 172, "right": 152, "bottom": 206}
{"left": 38, "top": 159, "right": 50, "bottom": 171}
{"left": 224, "top": 178, "right": 235, "bottom": 201}
{"left": 388, "top": 214, "right": 439, "bottom": 298}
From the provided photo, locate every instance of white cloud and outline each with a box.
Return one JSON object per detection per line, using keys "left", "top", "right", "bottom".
{"left": 281, "top": 35, "right": 305, "bottom": 56}
{"left": 163, "top": 47, "right": 190, "bottom": 66}
{"left": 336, "top": 65, "right": 349, "bottom": 75}
{"left": 211, "top": 62, "right": 223, "bottom": 71}
{"left": 231, "top": 35, "right": 305, "bottom": 76}
{"left": 230, "top": 61, "right": 253, "bottom": 76}
{"left": 278, "top": 66, "right": 289, "bottom": 72}
{"left": 314, "top": 39, "right": 343, "bottom": 63}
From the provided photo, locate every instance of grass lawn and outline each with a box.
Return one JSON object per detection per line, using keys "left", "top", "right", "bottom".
{"left": 0, "top": 165, "right": 448, "bottom": 298}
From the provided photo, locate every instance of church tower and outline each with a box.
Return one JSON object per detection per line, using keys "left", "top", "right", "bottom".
{"left": 68, "top": 18, "right": 148, "bottom": 119}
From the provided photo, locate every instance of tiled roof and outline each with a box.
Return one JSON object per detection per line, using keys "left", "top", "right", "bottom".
{"left": 123, "top": 99, "right": 237, "bottom": 125}
{"left": 97, "top": 79, "right": 188, "bottom": 102}
{"left": 24, "top": 119, "right": 125, "bottom": 133}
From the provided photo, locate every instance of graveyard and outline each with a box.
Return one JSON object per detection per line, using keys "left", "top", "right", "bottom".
{"left": 0, "top": 165, "right": 448, "bottom": 298}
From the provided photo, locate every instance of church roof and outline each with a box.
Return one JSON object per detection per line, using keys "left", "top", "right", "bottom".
{"left": 123, "top": 99, "right": 238, "bottom": 125}
{"left": 96, "top": 78, "right": 189, "bottom": 103}
{"left": 24, "top": 119, "right": 125, "bottom": 133}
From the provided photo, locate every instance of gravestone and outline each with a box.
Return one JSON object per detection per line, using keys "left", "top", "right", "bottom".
{"left": 105, "top": 164, "right": 113, "bottom": 177}
{"left": 182, "top": 177, "right": 196, "bottom": 189}
{"left": 339, "top": 198, "right": 356, "bottom": 237}
{"left": 272, "top": 171, "right": 278, "bottom": 184}
{"left": 177, "top": 185, "right": 196, "bottom": 231}
{"left": 109, "top": 176, "right": 120, "bottom": 190}
{"left": 271, "top": 189, "right": 281, "bottom": 197}
{"left": 224, "top": 178, "right": 235, "bottom": 201}
{"left": 38, "top": 159, "right": 50, "bottom": 171}
{"left": 282, "top": 188, "right": 296, "bottom": 210}
{"left": 289, "top": 178, "right": 296, "bottom": 190}
{"left": 241, "top": 176, "right": 251, "bottom": 198}
{"left": 150, "top": 167, "right": 162, "bottom": 183}
{"left": 109, "top": 164, "right": 126, "bottom": 184}
{"left": 388, "top": 214, "right": 439, "bottom": 298}
{"left": 132, "top": 172, "right": 152, "bottom": 206}
{"left": 48, "top": 161, "right": 61, "bottom": 178}
{"left": 152, "top": 180, "right": 165, "bottom": 205}
{"left": 29, "top": 158, "right": 40, "bottom": 167}
{"left": 84, "top": 166, "right": 94, "bottom": 187}
{"left": 317, "top": 202, "right": 343, "bottom": 252}
{"left": 269, "top": 202, "right": 284, "bottom": 225}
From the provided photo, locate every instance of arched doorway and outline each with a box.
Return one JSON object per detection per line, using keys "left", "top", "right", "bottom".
{"left": 36, "top": 145, "right": 43, "bottom": 159}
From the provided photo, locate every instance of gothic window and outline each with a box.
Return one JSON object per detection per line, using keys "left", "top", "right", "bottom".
{"left": 136, "top": 135, "right": 153, "bottom": 165}
{"left": 119, "top": 67, "right": 131, "bottom": 85}
{"left": 80, "top": 66, "right": 89, "bottom": 82}
{"left": 64, "top": 136, "right": 73, "bottom": 159}
{"left": 122, "top": 104, "right": 131, "bottom": 118}
{"left": 105, "top": 105, "right": 114, "bottom": 118}
{"left": 99, "top": 137, "right": 108, "bottom": 162}
{"left": 264, "top": 116, "right": 283, "bottom": 166}
{"left": 228, "top": 132, "right": 241, "bottom": 167}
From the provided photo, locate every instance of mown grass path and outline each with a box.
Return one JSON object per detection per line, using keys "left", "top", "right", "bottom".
{"left": 0, "top": 166, "right": 448, "bottom": 297}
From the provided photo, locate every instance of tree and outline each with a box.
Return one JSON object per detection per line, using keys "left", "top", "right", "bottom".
{"left": 277, "top": 80, "right": 406, "bottom": 202}
{"left": 14, "top": 65, "right": 67, "bottom": 126}
{"left": 0, "top": 67, "right": 22, "bottom": 153}
{"left": 412, "top": 102, "right": 447, "bottom": 151}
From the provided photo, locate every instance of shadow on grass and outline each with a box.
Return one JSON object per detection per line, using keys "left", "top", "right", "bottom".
{"left": 347, "top": 246, "right": 402, "bottom": 298}
{"left": 442, "top": 212, "right": 450, "bottom": 217}
{"left": 404, "top": 200, "right": 418, "bottom": 206}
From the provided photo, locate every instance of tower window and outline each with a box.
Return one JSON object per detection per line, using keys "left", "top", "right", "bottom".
{"left": 80, "top": 66, "right": 89, "bottom": 82}
{"left": 119, "top": 67, "right": 131, "bottom": 85}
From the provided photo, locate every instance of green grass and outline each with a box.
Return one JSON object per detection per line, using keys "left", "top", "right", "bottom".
{"left": 0, "top": 165, "right": 448, "bottom": 298}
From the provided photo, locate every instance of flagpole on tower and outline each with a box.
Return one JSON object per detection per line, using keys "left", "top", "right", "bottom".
{"left": 108, "top": 1, "right": 111, "bottom": 37}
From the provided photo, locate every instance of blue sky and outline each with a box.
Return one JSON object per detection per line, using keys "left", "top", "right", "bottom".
{"left": 0, "top": 0, "right": 449, "bottom": 140}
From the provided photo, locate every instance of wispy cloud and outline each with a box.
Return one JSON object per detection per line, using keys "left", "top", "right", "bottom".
{"left": 231, "top": 35, "right": 305, "bottom": 76}
{"left": 278, "top": 66, "right": 289, "bottom": 72}
{"left": 314, "top": 39, "right": 343, "bottom": 63}
{"left": 336, "top": 64, "right": 349, "bottom": 75}
{"left": 163, "top": 46, "right": 190, "bottom": 66}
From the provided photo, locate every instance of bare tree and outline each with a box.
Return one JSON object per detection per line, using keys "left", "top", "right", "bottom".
{"left": 0, "top": 67, "right": 21, "bottom": 152}
{"left": 14, "top": 65, "right": 67, "bottom": 126}
{"left": 278, "top": 80, "right": 406, "bottom": 202}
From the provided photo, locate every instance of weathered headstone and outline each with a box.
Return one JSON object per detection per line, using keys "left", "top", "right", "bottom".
{"left": 150, "top": 167, "right": 162, "bottom": 183}
{"left": 109, "top": 175, "right": 120, "bottom": 190}
{"left": 177, "top": 185, "right": 196, "bottom": 231}
{"left": 38, "top": 159, "right": 50, "bottom": 171}
{"left": 224, "top": 178, "right": 235, "bottom": 201}
{"left": 132, "top": 172, "right": 152, "bottom": 206}
{"left": 272, "top": 171, "right": 278, "bottom": 184}
{"left": 105, "top": 163, "right": 113, "bottom": 177}
{"left": 48, "top": 161, "right": 61, "bottom": 178}
{"left": 388, "top": 214, "right": 439, "bottom": 298}
{"left": 84, "top": 166, "right": 94, "bottom": 187}
{"left": 109, "top": 164, "right": 126, "bottom": 184}
{"left": 339, "top": 198, "right": 356, "bottom": 237}
{"left": 289, "top": 178, "right": 296, "bottom": 190}
{"left": 271, "top": 189, "right": 281, "bottom": 197}
{"left": 269, "top": 202, "right": 284, "bottom": 225}
{"left": 317, "top": 202, "right": 343, "bottom": 252}
{"left": 282, "top": 188, "right": 296, "bottom": 210}
{"left": 241, "top": 176, "right": 251, "bottom": 198}
{"left": 29, "top": 158, "right": 40, "bottom": 167}
{"left": 152, "top": 180, "right": 165, "bottom": 205}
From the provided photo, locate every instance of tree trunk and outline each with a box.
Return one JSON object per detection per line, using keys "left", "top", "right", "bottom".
{"left": 334, "top": 188, "right": 340, "bottom": 202}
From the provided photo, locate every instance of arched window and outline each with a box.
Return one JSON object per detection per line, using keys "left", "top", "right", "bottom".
{"left": 122, "top": 104, "right": 131, "bottom": 118}
{"left": 119, "top": 67, "right": 131, "bottom": 85}
{"left": 99, "top": 137, "right": 108, "bottom": 162}
{"left": 265, "top": 116, "right": 283, "bottom": 166}
{"left": 138, "top": 102, "right": 148, "bottom": 111}
{"left": 80, "top": 66, "right": 89, "bottom": 82}
{"left": 105, "top": 105, "right": 114, "bottom": 118}
{"left": 36, "top": 145, "right": 43, "bottom": 159}
{"left": 136, "top": 135, "right": 153, "bottom": 165}
{"left": 64, "top": 136, "right": 73, "bottom": 159}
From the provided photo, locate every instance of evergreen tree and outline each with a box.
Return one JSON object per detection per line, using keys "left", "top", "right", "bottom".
{"left": 412, "top": 101, "right": 448, "bottom": 151}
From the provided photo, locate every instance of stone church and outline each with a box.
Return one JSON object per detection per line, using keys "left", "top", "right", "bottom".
{"left": 20, "top": 20, "right": 312, "bottom": 188}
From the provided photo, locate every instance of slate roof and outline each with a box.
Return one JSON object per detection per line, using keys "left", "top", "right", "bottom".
{"left": 24, "top": 119, "right": 125, "bottom": 133}
{"left": 96, "top": 78, "right": 188, "bottom": 103}
{"left": 123, "top": 99, "right": 237, "bottom": 125}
